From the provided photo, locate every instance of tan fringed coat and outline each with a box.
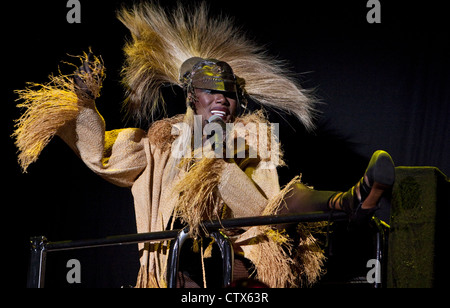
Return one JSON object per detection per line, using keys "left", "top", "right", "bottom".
{"left": 52, "top": 99, "right": 324, "bottom": 288}
{"left": 14, "top": 3, "right": 324, "bottom": 287}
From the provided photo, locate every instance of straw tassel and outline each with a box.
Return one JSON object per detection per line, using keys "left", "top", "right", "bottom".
{"left": 237, "top": 176, "right": 326, "bottom": 288}
{"left": 173, "top": 157, "right": 226, "bottom": 239}
{"left": 13, "top": 53, "right": 105, "bottom": 172}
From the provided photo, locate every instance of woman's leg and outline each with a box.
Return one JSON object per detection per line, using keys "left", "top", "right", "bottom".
{"left": 280, "top": 150, "right": 395, "bottom": 222}
{"left": 279, "top": 183, "right": 335, "bottom": 215}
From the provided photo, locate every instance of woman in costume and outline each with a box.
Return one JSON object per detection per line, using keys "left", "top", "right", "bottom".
{"left": 13, "top": 2, "right": 394, "bottom": 288}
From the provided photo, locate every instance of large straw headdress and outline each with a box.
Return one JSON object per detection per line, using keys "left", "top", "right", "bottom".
{"left": 118, "top": 1, "right": 316, "bottom": 129}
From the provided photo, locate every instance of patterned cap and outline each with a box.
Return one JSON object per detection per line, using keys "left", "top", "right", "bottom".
{"left": 180, "top": 58, "right": 237, "bottom": 93}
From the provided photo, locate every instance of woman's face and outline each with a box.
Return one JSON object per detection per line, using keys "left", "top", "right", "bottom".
{"left": 191, "top": 88, "right": 238, "bottom": 124}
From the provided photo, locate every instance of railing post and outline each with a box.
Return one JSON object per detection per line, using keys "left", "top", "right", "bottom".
{"left": 210, "top": 231, "right": 234, "bottom": 287}
{"left": 166, "top": 228, "right": 191, "bottom": 288}
{"left": 27, "top": 236, "right": 48, "bottom": 288}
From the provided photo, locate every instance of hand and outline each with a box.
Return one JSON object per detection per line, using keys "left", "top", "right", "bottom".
{"left": 73, "top": 52, "right": 104, "bottom": 100}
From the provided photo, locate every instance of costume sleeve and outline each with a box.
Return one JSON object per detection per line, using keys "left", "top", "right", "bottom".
{"left": 57, "top": 103, "right": 147, "bottom": 187}
{"left": 13, "top": 54, "right": 147, "bottom": 187}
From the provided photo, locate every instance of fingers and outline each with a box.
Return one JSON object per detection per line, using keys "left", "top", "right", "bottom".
{"left": 74, "top": 54, "right": 94, "bottom": 98}
{"left": 77, "top": 53, "right": 98, "bottom": 74}
{"left": 73, "top": 52, "right": 104, "bottom": 100}
{"left": 79, "top": 52, "right": 93, "bottom": 74}
{"left": 73, "top": 73, "right": 85, "bottom": 89}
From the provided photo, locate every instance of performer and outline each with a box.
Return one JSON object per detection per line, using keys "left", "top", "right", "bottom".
{"left": 13, "top": 2, "right": 394, "bottom": 288}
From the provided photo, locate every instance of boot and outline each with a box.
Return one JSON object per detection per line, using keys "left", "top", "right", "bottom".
{"left": 328, "top": 150, "right": 395, "bottom": 224}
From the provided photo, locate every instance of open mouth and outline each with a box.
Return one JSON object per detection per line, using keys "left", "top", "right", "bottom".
{"left": 210, "top": 109, "right": 228, "bottom": 120}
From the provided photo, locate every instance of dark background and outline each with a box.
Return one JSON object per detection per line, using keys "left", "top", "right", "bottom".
{"left": 4, "top": 0, "right": 449, "bottom": 287}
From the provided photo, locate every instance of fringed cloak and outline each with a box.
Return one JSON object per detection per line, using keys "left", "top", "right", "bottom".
{"left": 13, "top": 54, "right": 324, "bottom": 287}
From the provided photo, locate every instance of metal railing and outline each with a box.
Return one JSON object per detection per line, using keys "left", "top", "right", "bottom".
{"left": 27, "top": 211, "right": 388, "bottom": 288}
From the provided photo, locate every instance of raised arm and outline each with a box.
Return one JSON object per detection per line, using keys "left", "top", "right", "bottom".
{"left": 58, "top": 104, "right": 147, "bottom": 187}
{"left": 14, "top": 53, "right": 147, "bottom": 187}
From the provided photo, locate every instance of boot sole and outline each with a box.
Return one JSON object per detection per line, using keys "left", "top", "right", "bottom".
{"left": 369, "top": 150, "right": 396, "bottom": 187}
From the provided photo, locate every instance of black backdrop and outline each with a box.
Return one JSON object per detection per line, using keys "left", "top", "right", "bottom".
{"left": 4, "top": 0, "right": 449, "bottom": 288}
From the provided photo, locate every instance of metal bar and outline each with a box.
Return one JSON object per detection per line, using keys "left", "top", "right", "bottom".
{"left": 46, "top": 229, "right": 180, "bottom": 252}
{"left": 203, "top": 211, "right": 348, "bottom": 231}
{"left": 27, "top": 211, "right": 348, "bottom": 288}
{"left": 26, "top": 236, "right": 48, "bottom": 288}
{"left": 45, "top": 211, "right": 347, "bottom": 252}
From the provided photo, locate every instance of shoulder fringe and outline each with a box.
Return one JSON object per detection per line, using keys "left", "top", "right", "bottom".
{"left": 13, "top": 53, "right": 105, "bottom": 172}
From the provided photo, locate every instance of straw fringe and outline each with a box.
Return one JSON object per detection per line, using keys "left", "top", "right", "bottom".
{"left": 239, "top": 176, "right": 325, "bottom": 288}
{"left": 170, "top": 141, "right": 325, "bottom": 287}
{"left": 172, "top": 168, "right": 303, "bottom": 288}
{"left": 12, "top": 53, "right": 105, "bottom": 172}
{"left": 135, "top": 266, "right": 165, "bottom": 288}
{"left": 173, "top": 157, "right": 226, "bottom": 238}
{"left": 294, "top": 223, "right": 327, "bottom": 286}
{"left": 248, "top": 176, "right": 299, "bottom": 288}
